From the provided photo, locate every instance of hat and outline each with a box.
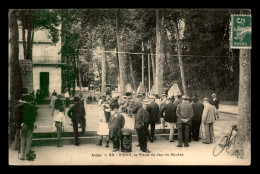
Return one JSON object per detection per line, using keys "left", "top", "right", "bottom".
{"left": 143, "top": 99, "right": 150, "bottom": 105}
{"left": 212, "top": 93, "right": 216, "bottom": 97}
{"left": 203, "top": 98, "right": 210, "bottom": 102}
{"left": 182, "top": 95, "right": 189, "bottom": 100}
{"left": 162, "top": 94, "right": 166, "bottom": 96}
{"left": 191, "top": 96, "right": 198, "bottom": 101}
{"left": 74, "top": 96, "right": 80, "bottom": 102}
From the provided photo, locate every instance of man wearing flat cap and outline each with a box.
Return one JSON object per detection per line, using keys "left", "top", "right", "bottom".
{"left": 135, "top": 99, "right": 151, "bottom": 153}
{"left": 67, "top": 96, "right": 86, "bottom": 146}
{"left": 176, "top": 95, "right": 194, "bottom": 147}
{"left": 191, "top": 96, "right": 204, "bottom": 141}
{"left": 202, "top": 98, "right": 216, "bottom": 144}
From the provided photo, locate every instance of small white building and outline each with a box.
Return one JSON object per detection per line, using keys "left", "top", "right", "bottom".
{"left": 18, "top": 27, "right": 64, "bottom": 97}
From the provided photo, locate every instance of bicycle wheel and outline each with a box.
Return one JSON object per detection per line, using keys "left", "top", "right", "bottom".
{"left": 226, "top": 135, "right": 237, "bottom": 152}
{"left": 213, "top": 136, "right": 228, "bottom": 156}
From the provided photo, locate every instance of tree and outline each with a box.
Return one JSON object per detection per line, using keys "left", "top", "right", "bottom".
{"left": 236, "top": 9, "right": 251, "bottom": 159}
{"left": 9, "top": 9, "right": 23, "bottom": 144}
{"left": 173, "top": 19, "right": 188, "bottom": 95}
{"left": 115, "top": 10, "right": 127, "bottom": 96}
{"left": 155, "top": 9, "right": 165, "bottom": 95}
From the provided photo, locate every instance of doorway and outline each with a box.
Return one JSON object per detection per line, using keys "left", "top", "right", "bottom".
{"left": 40, "top": 72, "right": 49, "bottom": 97}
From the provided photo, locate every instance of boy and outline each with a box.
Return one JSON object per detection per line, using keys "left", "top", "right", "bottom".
{"left": 53, "top": 106, "right": 65, "bottom": 147}
{"left": 108, "top": 104, "right": 125, "bottom": 152}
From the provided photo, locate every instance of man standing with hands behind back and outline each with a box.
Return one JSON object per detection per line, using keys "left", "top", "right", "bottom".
{"left": 68, "top": 96, "right": 86, "bottom": 146}
{"left": 176, "top": 95, "right": 194, "bottom": 147}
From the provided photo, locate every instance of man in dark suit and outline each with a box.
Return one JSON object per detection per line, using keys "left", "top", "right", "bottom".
{"left": 147, "top": 97, "right": 159, "bottom": 143}
{"left": 176, "top": 95, "right": 194, "bottom": 147}
{"left": 68, "top": 96, "right": 86, "bottom": 146}
{"left": 131, "top": 95, "right": 143, "bottom": 147}
{"left": 191, "top": 96, "right": 204, "bottom": 141}
{"left": 108, "top": 105, "right": 125, "bottom": 152}
{"left": 136, "top": 99, "right": 151, "bottom": 153}
{"left": 159, "top": 98, "right": 177, "bottom": 142}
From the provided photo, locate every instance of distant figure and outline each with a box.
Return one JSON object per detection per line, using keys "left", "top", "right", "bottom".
{"left": 50, "top": 90, "right": 57, "bottom": 109}
{"left": 108, "top": 104, "right": 125, "bottom": 152}
{"left": 160, "top": 98, "right": 177, "bottom": 142}
{"left": 35, "top": 89, "right": 41, "bottom": 104}
{"left": 176, "top": 95, "right": 194, "bottom": 147}
{"left": 93, "top": 96, "right": 97, "bottom": 102}
{"left": 67, "top": 97, "right": 86, "bottom": 146}
{"left": 210, "top": 93, "right": 220, "bottom": 119}
{"left": 191, "top": 96, "right": 204, "bottom": 141}
{"left": 173, "top": 94, "right": 182, "bottom": 106}
{"left": 53, "top": 106, "right": 65, "bottom": 147}
{"left": 89, "top": 95, "right": 93, "bottom": 104}
{"left": 202, "top": 98, "right": 217, "bottom": 144}
{"left": 64, "top": 90, "right": 70, "bottom": 108}
{"left": 52, "top": 90, "right": 57, "bottom": 96}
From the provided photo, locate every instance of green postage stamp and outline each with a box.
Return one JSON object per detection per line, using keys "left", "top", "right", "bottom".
{"left": 230, "top": 15, "right": 252, "bottom": 49}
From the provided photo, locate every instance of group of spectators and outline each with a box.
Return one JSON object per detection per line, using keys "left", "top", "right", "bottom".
{"left": 113, "top": 92, "right": 220, "bottom": 153}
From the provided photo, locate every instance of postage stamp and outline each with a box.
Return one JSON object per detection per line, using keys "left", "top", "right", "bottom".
{"left": 230, "top": 15, "right": 252, "bottom": 49}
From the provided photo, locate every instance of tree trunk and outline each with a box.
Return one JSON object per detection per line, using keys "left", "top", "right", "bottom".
{"left": 173, "top": 21, "right": 188, "bottom": 95}
{"left": 155, "top": 9, "right": 164, "bottom": 95}
{"left": 149, "top": 41, "right": 156, "bottom": 86}
{"left": 99, "top": 34, "right": 106, "bottom": 94}
{"left": 22, "top": 18, "right": 27, "bottom": 59}
{"left": 128, "top": 55, "right": 137, "bottom": 92}
{"left": 76, "top": 51, "right": 83, "bottom": 97}
{"left": 115, "top": 10, "right": 126, "bottom": 96}
{"left": 236, "top": 9, "right": 251, "bottom": 160}
{"left": 9, "top": 10, "right": 23, "bottom": 143}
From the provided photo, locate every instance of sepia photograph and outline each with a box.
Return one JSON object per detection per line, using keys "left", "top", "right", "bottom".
{"left": 8, "top": 8, "right": 251, "bottom": 165}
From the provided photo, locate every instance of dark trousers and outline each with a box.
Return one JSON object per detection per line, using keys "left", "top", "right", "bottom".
{"left": 81, "top": 119, "right": 86, "bottom": 134}
{"left": 139, "top": 122, "right": 149, "bottom": 151}
{"left": 20, "top": 124, "right": 33, "bottom": 159}
{"left": 177, "top": 123, "right": 190, "bottom": 146}
{"left": 65, "top": 98, "right": 70, "bottom": 108}
{"left": 72, "top": 122, "right": 79, "bottom": 145}
{"left": 192, "top": 120, "right": 201, "bottom": 141}
{"left": 147, "top": 123, "right": 156, "bottom": 140}
{"left": 111, "top": 136, "right": 120, "bottom": 149}
{"left": 55, "top": 122, "right": 63, "bottom": 146}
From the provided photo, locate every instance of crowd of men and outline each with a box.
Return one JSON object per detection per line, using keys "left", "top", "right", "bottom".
{"left": 98, "top": 92, "right": 219, "bottom": 153}
{"left": 10, "top": 88, "right": 220, "bottom": 160}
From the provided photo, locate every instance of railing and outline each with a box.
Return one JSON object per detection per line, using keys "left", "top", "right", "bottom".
{"left": 33, "top": 56, "right": 62, "bottom": 64}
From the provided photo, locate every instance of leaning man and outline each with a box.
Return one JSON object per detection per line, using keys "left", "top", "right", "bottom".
{"left": 17, "top": 94, "right": 36, "bottom": 160}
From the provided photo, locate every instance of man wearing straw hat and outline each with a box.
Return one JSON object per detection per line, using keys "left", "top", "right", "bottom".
{"left": 176, "top": 95, "right": 194, "bottom": 147}
{"left": 202, "top": 98, "right": 217, "bottom": 144}
{"left": 136, "top": 99, "right": 151, "bottom": 153}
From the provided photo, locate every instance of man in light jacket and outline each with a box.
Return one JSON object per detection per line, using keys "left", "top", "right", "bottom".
{"left": 202, "top": 98, "right": 217, "bottom": 144}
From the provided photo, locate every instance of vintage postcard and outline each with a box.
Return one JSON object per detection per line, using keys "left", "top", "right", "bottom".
{"left": 8, "top": 8, "right": 251, "bottom": 165}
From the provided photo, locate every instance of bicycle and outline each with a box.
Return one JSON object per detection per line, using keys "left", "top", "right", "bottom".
{"left": 213, "top": 124, "right": 238, "bottom": 157}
